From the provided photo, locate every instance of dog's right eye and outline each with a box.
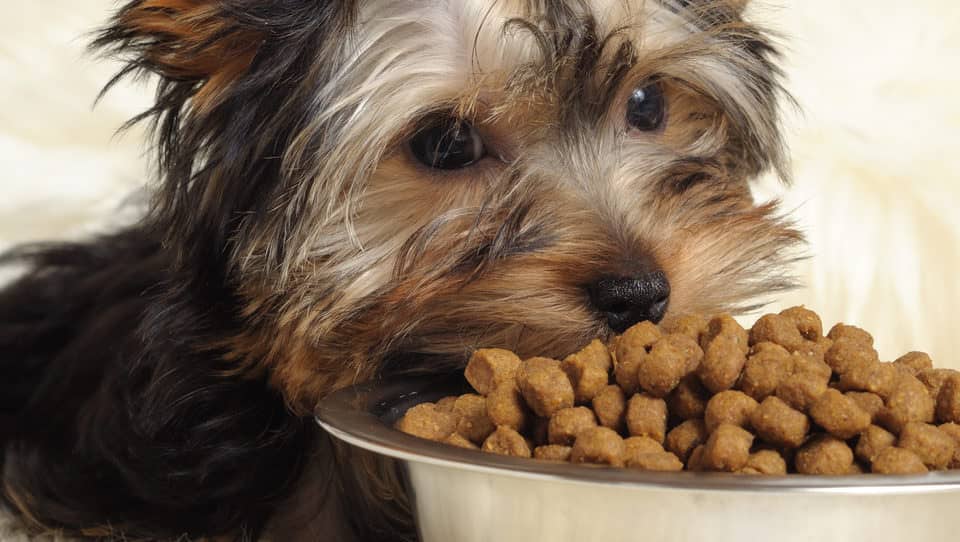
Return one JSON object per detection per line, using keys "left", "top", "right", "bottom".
{"left": 410, "top": 118, "right": 486, "bottom": 170}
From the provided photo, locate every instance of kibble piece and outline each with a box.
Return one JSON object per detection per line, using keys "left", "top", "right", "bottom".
{"left": 453, "top": 394, "right": 496, "bottom": 444}
{"left": 663, "top": 314, "right": 708, "bottom": 341}
{"left": 567, "top": 339, "right": 613, "bottom": 371}
{"left": 701, "top": 424, "right": 754, "bottom": 472}
{"left": 854, "top": 425, "right": 897, "bottom": 464}
{"left": 740, "top": 450, "right": 788, "bottom": 475}
{"left": 894, "top": 352, "right": 933, "bottom": 375}
{"left": 626, "top": 394, "right": 668, "bottom": 443}
{"left": 828, "top": 323, "right": 874, "bottom": 347}
{"left": 482, "top": 426, "right": 532, "bottom": 457}
{"left": 445, "top": 433, "right": 480, "bottom": 450}
{"left": 638, "top": 334, "right": 703, "bottom": 397}
{"left": 776, "top": 360, "right": 830, "bottom": 411}
{"left": 936, "top": 374, "right": 960, "bottom": 424}
{"left": 750, "top": 396, "right": 810, "bottom": 449}
{"left": 465, "top": 349, "right": 522, "bottom": 395}
{"left": 701, "top": 314, "right": 750, "bottom": 354}
{"left": 486, "top": 384, "right": 529, "bottom": 431}
{"left": 938, "top": 423, "right": 960, "bottom": 468}
{"left": 838, "top": 362, "right": 899, "bottom": 399}
{"left": 668, "top": 376, "right": 709, "bottom": 420}
{"left": 614, "top": 322, "right": 661, "bottom": 394}
{"left": 871, "top": 447, "right": 928, "bottom": 475}
{"left": 793, "top": 336, "right": 833, "bottom": 364}
{"left": 918, "top": 369, "right": 960, "bottom": 400}
{"left": 750, "top": 313, "right": 806, "bottom": 352}
{"left": 687, "top": 445, "right": 707, "bottom": 471}
{"left": 665, "top": 419, "right": 708, "bottom": 462}
{"left": 534, "top": 445, "right": 572, "bottom": 462}
{"left": 435, "top": 396, "right": 458, "bottom": 413}
{"left": 845, "top": 392, "right": 884, "bottom": 423}
{"left": 517, "top": 357, "right": 575, "bottom": 417}
{"left": 739, "top": 342, "right": 793, "bottom": 401}
{"left": 780, "top": 306, "right": 823, "bottom": 341}
{"left": 809, "top": 389, "right": 872, "bottom": 439}
{"left": 548, "top": 407, "right": 598, "bottom": 446}
{"left": 795, "top": 436, "right": 854, "bottom": 475}
{"left": 570, "top": 427, "right": 625, "bottom": 466}
{"left": 592, "top": 385, "right": 626, "bottom": 430}
{"left": 396, "top": 403, "right": 458, "bottom": 441}
{"left": 825, "top": 337, "right": 879, "bottom": 376}
{"left": 698, "top": 335, "right": 748, "bottom": 393}
{"left": 704, "top": 391, "right": 759, "bottom": 433}
{"left": 878, "top": 374, "right": 936, "bottom": 434}
{"left": 626, "top": 450, "right": 685, "bottom": 472}
{"left": 898, "top": 422, "right": 955, "bottom": 470}
{"left": 625, "top": 436, "right": 665, "bottom": 455}
{"left": 561, "top": 351, "right": 610, "bottom": 404}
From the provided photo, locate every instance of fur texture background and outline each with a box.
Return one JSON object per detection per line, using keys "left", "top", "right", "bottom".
{"left": 2, "top": 1, "right": 955, "bottom": 362}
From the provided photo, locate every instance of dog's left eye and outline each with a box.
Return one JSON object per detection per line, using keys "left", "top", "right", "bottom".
{"left": 410, "top": 118, "right": 486, "bottom": 170}
{"left": 626, "top": 82, "right": 666, "bottom": 132}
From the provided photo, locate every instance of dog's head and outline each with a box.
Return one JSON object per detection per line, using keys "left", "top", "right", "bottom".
{"left": 98, "top": 0, "right": 801, "bottom": 412}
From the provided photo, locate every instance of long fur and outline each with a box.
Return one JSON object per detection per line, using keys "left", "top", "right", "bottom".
{"left": 1, "top": 1, "right": 799, "bottom": 540}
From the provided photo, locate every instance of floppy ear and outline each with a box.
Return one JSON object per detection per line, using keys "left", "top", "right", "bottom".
{"left": 96, "top": 0, "right": 264, "bottom": 110}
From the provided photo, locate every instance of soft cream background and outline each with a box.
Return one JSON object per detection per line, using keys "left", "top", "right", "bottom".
{"left": 2, "top": 1, "right": 958, "bottom": 366}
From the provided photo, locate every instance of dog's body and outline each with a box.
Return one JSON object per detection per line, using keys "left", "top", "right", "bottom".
{"left": 0, "top": 1, "right": 800, "bottom": 540}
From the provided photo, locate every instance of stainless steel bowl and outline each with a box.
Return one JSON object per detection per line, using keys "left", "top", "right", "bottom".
{"left": 317, "top": 376, "right": 960, "bottom": 542}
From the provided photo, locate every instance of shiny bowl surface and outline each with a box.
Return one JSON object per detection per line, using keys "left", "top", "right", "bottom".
{"left": 316, "top": 375, "right": 960, "bottom": 542}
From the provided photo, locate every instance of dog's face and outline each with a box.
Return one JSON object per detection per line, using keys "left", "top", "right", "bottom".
{"left": 100, "top": 0, "right": 801, "bottom": 411}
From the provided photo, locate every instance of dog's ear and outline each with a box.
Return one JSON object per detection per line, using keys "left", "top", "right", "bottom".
{"left": 96, "top": 0, "right": 264, "bottom": 110}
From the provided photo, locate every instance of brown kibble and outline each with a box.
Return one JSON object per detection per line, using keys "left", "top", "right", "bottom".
{"left": 809, "top": 389, "right": 872, "bottom": 439}
{"left": 613, "top": 322, "right": 661, "bottom": 394}
{"left": 435, "top": 396, "right": 458, "bottom": 413}
{"left": 938, "top": 423, "right": 960, "bottom": 468}
{"left": 663, "top": 314, "right": 708, "bottom": 341}
{"left": 626, "top": 394, "right": 668, "bottom": 443}
{"left": 825, "top": 337, "right": 879, "bottom": 376}
{"left": 854, "top": 425, "right": 897, "bottom": 463}
{"left": 637, "top": 334, "right": 702, "bottom": 397}
{"left": 465, "top": 349, "right": 521, "bottom": 395}
{"left": 871, "top": 447, "right": 928, "bottom": 475}
{"left": 548, "top": 407, "right": 598, "bottom": 446}
{"left": 894, "top": 352, "right": 933, "bottom": 375}
{"left": 779, "top": 306, "right": 823, "bottom": 341}
{"left": 561, "top": 352, "right": 610, "bottom": 404}
{"left": 750, "top": 313, "right": 806, "bottom": 352}
{"left": 898, "top": 423, "right": 955, "bottom": 470}
{"left": 701, "top": 314, "right": 749, "bottom": 353}
{"left": 486, "top": 384, "right": 529, "bottom": 432}
{"left": 936, "top": 374, "right": 960, "bottom": 424}
{"left": 705, "top": 391, "right": 759, "bottom": 433}
{"left": 827, "top": 323, "right": 874, "bottom": 346}
{"left": 878, "top": 374, "right": 936, "bottom": 434}
{"left": 665, "top": 419, "right": 708, "bottom": 462}
{"left": 453, "top": 394, "right": 496, "bottom": 444}
{"left": 740, "top": 450, "right": 788, "bottom": 475}
{"left": 793, "top": 336, "right": 833, "bottom": 364}
{"left": 534, "top": 445, "right": 572, "bottom": 462}
{"left": 592, "top": 385, "right": 627, "bottom": 430}
{"left": 624, "top": 436, "right": 665, "bottom": 456}
{"left": 517, "top": 357, "right": 575, "bottom": 417}
{"left": 482, "top": 426, "right": 532, "bottom": 457}
{"left": 687, "top": 445, "right": 707, "bottom": 471}
{"left": 570, "top": 427, "right": 625, "bottom": 466}
{"left": 776, "top": 356, "right": 830, "bottom": 411}
{"left": 567, "top": 339, "right": 613, "bottom": 371}
{"left": 739, "top": 342, "right": 793, "bottom": 401}
{"left": 626, "top": 450, "right": 685, "bottom": 472}
{"left": 668, "top": 376, "right": 708, "bottom": 420}
{"left": 698, "top": 335, "right": 748, "bottom": 393}
{"left": 838, "top": 362, "right": 900, "bottom": 399}
{"left": 795, "top": 436, "right": 854, "bottom": 475}
{"left": 918, "top": 368, "right": 960, "bottom": 400}
{"left": 845, "top": 392, "right": 884, "bottom": 422}
{"left": 701, "top": 424, "right": 754, "bottom": 472}
{"left": 396, "top": 403, "right": 458, "bottom": 441}
{"left": 750, "top": 396, "right": 810, "bottom": 449}
{"left": 445, "top": 433, "right": 479, "bottom": 450}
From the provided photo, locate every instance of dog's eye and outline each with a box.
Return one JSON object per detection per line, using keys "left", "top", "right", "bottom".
{"left": 410, "top": 118, "right": 486, "bottom": 170}
{"left": 626, "top": 82, "right": 666, "bottom": 132}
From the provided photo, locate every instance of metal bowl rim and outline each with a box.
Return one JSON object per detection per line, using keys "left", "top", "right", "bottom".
{"left": 316, "top": 377, "right": 960, "bottom": 495}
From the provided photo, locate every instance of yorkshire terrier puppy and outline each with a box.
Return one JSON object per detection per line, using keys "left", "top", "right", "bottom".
{"left": 0, "top": 0, "right": 801, "bottom": 540}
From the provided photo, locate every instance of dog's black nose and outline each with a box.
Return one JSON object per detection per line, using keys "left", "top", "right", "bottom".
{"left": 588, "top": 272, "right": 670, "bottom": 333}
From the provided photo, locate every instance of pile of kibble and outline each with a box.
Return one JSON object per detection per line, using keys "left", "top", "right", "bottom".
{"left": 396, "top": 307, "right": 960, "bottom": 475}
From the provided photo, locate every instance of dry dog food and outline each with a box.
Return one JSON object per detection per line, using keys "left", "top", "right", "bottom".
{"left": 397, "top": 307, "right": 960, "bottom": 475}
